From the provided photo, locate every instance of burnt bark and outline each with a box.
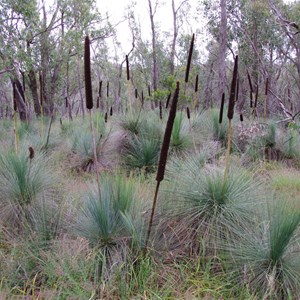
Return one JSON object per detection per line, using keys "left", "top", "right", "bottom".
{"left": 28, "top": 70, "right": 41, "bottom": 116}
{"left": 12, "top": 78, "right": 27, "bottom": 121}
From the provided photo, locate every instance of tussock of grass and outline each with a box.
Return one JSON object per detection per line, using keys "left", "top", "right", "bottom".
{"left": 227, "top": 201, "right": 300, "bottom": 299}
{"left": 164, "top": 165, "right": 265, "bottom": 254}
{"left": 75, "top": 175, "right": 146, "bottom": 252}
{"left": 1, "top": 113, "right": 300, "bottom": 299}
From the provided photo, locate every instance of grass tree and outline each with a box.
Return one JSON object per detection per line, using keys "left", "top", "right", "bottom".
{"left": 120, "top": 112, "right": 163, "bottom": 174}
{"left": 75, "top": 175, "right": 145, "bottom": 255}
{"left": 84, "top": 35, "right": 99, "bottom": 181}
{"left": 229, "top": 201, "right": 300, "bottom": 299}
{"left": 170, "top": 113, "right": 192, "bottom": 153}
{"left": 122, "top": 133, "right": 161, "bottom": 174}
{"left": 0, "top": 146, "right": 57, "bottom": 235}
{"left": 165, "top": 165, "right": 264, "bottom": 255}
{"left": 197, "top": 108, "right": 228, "bottom": 146}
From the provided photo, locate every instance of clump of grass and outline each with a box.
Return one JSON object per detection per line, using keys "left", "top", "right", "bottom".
{"left": 120, "top": 113, "right": 163, "bottom": 174}
{"left": 75, "top": 175, "right": 145, "bottom": 252}
{"left": 120, "top": 114, "right": 140, "bottom": 135}
{"left": 0, "top": 148, "right": 55, "bottom": 206}
{"left": 171, "top": 113, "right": 192, "bottom": 153}
{"left": 263, "top": 121, "right": 276, "bottom": 148}
{"left": 229, "top": 201, "right": 300, "bottom": 299}
{"left": 166, "top": 141, "right": 220, "bottom": 176}
{"left": 165, "top": 165, "right": 263, "bottom": 254}
{"left": 279, "top": 126, "right": 300, "bottom": 160}
{"left": 122, "top": 133, "right": 161, "bottom": 174}
{"left": 270, "top": 169, "right": 300, "bottom": 204}
{"left": 70, "top": 126, "right": 110, "bottom": 172}
{"left": 0, "top": 147, "right": 58, "bottom": 236}
{"left": 199, "top": 108, "right": 228, "bottom": 146}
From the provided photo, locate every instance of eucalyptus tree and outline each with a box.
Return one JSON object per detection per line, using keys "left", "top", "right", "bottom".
{"left": 169, "top": 0, "right": 191, "bottom": 76}
{"left": 202, "top": 0, "right": 289, "bottom": 115}
{"left": 148, "top": 0, "right": 159, "bottom": 95}
{"left": 270, "top": 0, "right": 300, "bottom": 113}
{"left": 0, "top": 0, "right": 114, "bottom": 117}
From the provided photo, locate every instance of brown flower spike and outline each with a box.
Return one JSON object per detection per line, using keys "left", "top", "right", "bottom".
{"left": 84, "top": 36, "right": 93, "bottom": 110}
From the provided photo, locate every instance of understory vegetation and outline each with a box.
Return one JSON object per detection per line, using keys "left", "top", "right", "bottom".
{"left": 0, "top": 107, "right": 300, "bottom": 299}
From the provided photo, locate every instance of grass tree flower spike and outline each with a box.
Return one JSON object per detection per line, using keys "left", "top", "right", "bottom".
{"left": 84, "top": 36, "right": 93, "bottom": 110}
{"left": 144, "top": 82, "right": 180, "bottom": 254}
{"left": 224, "top": 55, "right": 238, "bottom": 183}
{"left": 84, "top": 36, "right": 99, "bottom": 182}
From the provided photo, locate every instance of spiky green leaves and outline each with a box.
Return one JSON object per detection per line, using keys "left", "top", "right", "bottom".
{"left": 75, "top": 176, "right": 144, "bottom": 249}
{"left": 165, "top": 165, "right": 262, "bottom": 253}
{"left": 84, "top": 36, "right": 93, "bottom": 110}
{"left": 0, "top": 150, "right": 55, "bottom": 206}
{"left": 228, "top": 201, "right": 300, "bottom": 298}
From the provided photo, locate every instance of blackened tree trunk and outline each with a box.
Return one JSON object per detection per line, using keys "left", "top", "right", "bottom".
{"left": 28, "top": 70, "right": 41, "bottom": 116}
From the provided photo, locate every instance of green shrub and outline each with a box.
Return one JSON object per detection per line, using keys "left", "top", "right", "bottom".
{"left": 165, "top": 166, "right": 264, "bottom": 253}
{"left": 229, "top": 201, "right": 300, "bottom": 299}
{"left": 75, "top": 175, "right": 145, "bottom": 252}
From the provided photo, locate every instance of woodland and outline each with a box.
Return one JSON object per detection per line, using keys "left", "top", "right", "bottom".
{"left": 0, "top": 0, "right": 300, "bottom": 299}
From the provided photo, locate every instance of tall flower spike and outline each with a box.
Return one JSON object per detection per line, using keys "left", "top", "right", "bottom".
{"left": 126, "top": 55, "right": 130, "bottom": 81}
{"left": 186, "top": 106, "right": 190, "bottom": 120}
{"left": 185, "top": 33, "right": 195, "bottom": 83}
{"left": 84, "top": 36, "right": 93, "bottom": 110}
{"left": 195, "top": 74, "right": 199, "bottom": 92}
{"left": 219, "top": 92, "right": 225, "bottom": 124}
{"left": 144, "top": 82, "right": 180, "bottom": 254}
{"left": 166, "top": 92, "right": 171, "bottom": 109}
{"left": 156, "top": 82, "right": 180, "bottom": 182}
{"left": 227, "top": 56, "right": 238, "bottom": 120}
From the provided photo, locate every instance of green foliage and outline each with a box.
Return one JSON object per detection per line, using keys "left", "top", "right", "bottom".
{"left": 167, "top": 142, "right": 220, "bottom": 176}
{"left": 121, "top": 113, "right": 162, "bottom": 173}
{"left": 0, "top": 148, "right": 54, "bottom": 206}
{"left": 120, "top": 113, "right": 141, "bottom": 135}
{"left": 70, "top": 125, "right": 109, "bottom": 171}
{"left": 199, "top": 108, "right": 228, "bottom": 146}
{"left": 171, "top": 113, "right": 192, "bottom": 152}
{"left": 27, "top": 195, "right": 65, "bottom": 245}
{"left": 281, "top": 127, "right": 300, "bottom": 159}
{"left": 160, "top": 74, "right": 176, "bottom": 90}
{"left": 153, "top": 89, "right": 170, "bottom": 103}
{"left": 263, "top": 122, "right": 276, "bottom": 148}
{"left": 229, "top": 201, "right": 300, "bottom": 298}
{"left": 75, "top": 175, "right": 145, "bottom": 251}
{"left": 122, "top": 133, "right": 161, "bottom": 174}
{"left": 166, "top": 166, "right": 263, "bottom": 252}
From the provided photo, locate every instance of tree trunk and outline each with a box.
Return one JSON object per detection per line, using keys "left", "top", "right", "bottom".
{"left": 66, "top": 60, "right": 72, "bottom": 120}
{"left": 148, "top": 0, "right": 159, "bottom": 106}
{"left": 170, "top": 0, "right": 178, "bottom": 76}
{"left": 218, "top": 0, "right": 227, "bottom": 103}
{"left": 12, "top": 78, "right": 27, "bottom": 121}
{"left": 77, "top": 55, "right": 85, "bottom": 119}
{"left": 28, "top": 70, "right": 41, "bottom": 116}
{"left": 204, "top": 62, "right": 214, "bottom": 109}
{"left": 251, "top": 0, "right": 259, "bottom": 87}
